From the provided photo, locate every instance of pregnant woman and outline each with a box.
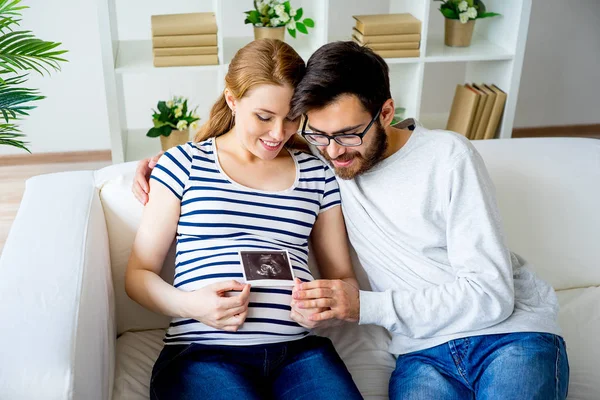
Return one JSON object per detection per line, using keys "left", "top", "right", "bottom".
{"left": 125, "top": 39, "right": 363, "bottom": 400}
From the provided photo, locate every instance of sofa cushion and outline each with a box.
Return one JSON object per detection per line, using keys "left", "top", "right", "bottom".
{"left": 555, "top": 287, "right": 600, "bottom": 400}
{"left": 472, "top": 138, "right": 600, "bottom": 291}
{"left": 96, "top": 162, "right": 173, "bottom": 334}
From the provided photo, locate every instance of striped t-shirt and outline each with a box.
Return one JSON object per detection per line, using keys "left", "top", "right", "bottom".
{"left": 150, "top": 138, "right": 341, "bottom": 346}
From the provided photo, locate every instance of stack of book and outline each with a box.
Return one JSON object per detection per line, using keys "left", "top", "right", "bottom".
{"left": 151, "top": 12, "right": 218, "bottom": 67}
{"left": 351, "top": 14, "right": 421, "bottom": 58}
{"left": 446, "top": 83, "right": 507, "bottom": 140}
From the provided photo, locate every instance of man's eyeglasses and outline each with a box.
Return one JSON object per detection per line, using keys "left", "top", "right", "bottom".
{"left": 300, "top": 108, "right": 382, "bottom": 147}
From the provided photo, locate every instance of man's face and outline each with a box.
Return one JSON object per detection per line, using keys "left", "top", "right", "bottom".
{"left": 304, "top": 95, "right": 388, "bottom": 179}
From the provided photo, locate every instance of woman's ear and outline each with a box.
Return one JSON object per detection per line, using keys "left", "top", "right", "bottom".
{"left": 224, "top": 88, "right": 237, "bottom": 113}
{"left": 379, "top": 98, "right": 396, "bottom": 126}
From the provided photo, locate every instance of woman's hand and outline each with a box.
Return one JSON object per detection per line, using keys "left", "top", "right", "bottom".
{"left": 132, "top": 151, "right": 164, "bottom": 205}
{"left": 290, "top": 300, "right": 327, "bottom": 329}
{"left": 183, "top": 280, "right": 252, "bottom": 332}
{"left": 290, "top": 279, "right": 332, "bottom": 329}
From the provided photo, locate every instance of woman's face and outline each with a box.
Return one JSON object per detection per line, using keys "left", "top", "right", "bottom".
{"left": 229, "top": 84, "right": 300, "bottom": 160}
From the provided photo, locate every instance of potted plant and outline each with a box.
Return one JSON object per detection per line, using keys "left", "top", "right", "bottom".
{"left": 0, "top": 0, "right": 68, "bottom": 153}
{"left": 244, "top": 0, "right": 314, "bottom": 41}
{"left": 434, "top": 0, "right": 500, "bottom": 47}
{"left": 146, "top": 96, "right": 200, "bottom": 151}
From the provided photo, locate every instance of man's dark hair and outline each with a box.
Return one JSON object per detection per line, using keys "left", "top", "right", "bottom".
{"left": 290, "top": 41, "right": 391, "bottom": 119}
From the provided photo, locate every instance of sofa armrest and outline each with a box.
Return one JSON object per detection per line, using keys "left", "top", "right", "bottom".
{"left": 0, "top": 171, "right": 115, "bottom": 400}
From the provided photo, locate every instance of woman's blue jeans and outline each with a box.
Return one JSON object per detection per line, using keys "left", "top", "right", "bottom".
{"left": 150, "top": 335, "right": 363, "bottom": 400}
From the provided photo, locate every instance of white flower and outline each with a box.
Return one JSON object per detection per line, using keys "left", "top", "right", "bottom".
{"left": 166, "top": 100, "right": 174, "bottom": 108}
{"left": 289, "top": 8, "right": 296, "bottom": 17}
{"left": 274, "top": 4, "right": 285, "bottom": 17}
{"left": 458, "top": 1, "right": 468, "bottom": 12}
{"left": 287, "top": 19, "right": 295, "bottom": 30}
{"left": 279, "top": 12, "right": 290, "bottom": 23}
{"left": 467, "top": 7, "right": 478, "bottom": 19}
{"left": 254, "top": 22, "right": 264, "bottom": 27}
{"left": 176, "top": 120, "right": 188, "bottom": 131}
{"left": 190, "top": 121, "right": 198, "bottom": 130}
{"left": 459, "top": 12, "right": 469, "bottom": 24}
{"left": 270, "top": 17, "right": 280, "bottom": 26}
{"left": 174, "top": 106, "right": 183, "bottom": 118}
{"left": 257, "top": 2, "right": 269, "bottom": 15}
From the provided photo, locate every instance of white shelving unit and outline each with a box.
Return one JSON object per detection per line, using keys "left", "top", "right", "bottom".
{"left": 98, "top": 0, "right": 532, "bottom": 163}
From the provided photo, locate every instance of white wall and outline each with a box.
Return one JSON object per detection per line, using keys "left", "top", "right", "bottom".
{"left": 514, "top": 0, "right": 600, "bottom": 128}
{"left": 0, "top": 0, "right": 110, "bottom": 155}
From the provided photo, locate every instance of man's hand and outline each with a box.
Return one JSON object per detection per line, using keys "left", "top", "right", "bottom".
{"left": 290, "top": 279, "right": 324, "bottom": 329}
{"left": 132, "top": 151, "right": 164, "bottom": 205}
{"left": 293, "top": 279, "right": 360, "bottom": 323}
{"left": 290, "top": 279, "right": 341, "bottom": 329}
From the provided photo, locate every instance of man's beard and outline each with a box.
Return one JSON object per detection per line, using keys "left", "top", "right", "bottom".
{"left": 321, "top": 122, "right": 388, "bottom": 180}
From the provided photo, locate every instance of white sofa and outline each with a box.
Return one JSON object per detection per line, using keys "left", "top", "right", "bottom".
{"left": 1, "top": 137, "right": 599, "bottom": 400}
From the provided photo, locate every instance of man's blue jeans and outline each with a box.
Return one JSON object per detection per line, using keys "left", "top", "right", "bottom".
{"left": 150, "top": 335, "right": 363, "bottom": 400}
{"left": 390, "top": 332, "right": 569, "bottom": 400}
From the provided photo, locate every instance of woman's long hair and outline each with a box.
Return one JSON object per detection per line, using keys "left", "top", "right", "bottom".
{"left": 194, "top": 39, "right": 308, "bottom": 151}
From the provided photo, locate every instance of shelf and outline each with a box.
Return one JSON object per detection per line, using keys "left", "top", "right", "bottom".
{"left": 100, "top": 0, "right": 531, "bottom": 162}
{"left": 380, "top": 56, "right": 421, "bottom": 65}
{"left": 425, "top": 35, "right": 514, "bottom": 63}
{"left": 114, "top": 36, "right": 512, "bottom": 73}
{"left": 115, "top": 40, "right": 221, "bottom": 74}
{"left": 115, "top": 37, "right": 324, "bottom": 73}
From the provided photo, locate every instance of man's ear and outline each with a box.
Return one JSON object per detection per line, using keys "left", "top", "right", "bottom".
{"left": 224, "top": 88, "right": 237, "bottom": 112}
{"left": 379, "top": 98, "right": 395, "bottom": 126}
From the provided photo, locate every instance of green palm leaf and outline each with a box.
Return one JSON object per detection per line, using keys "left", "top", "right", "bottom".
{"left": 0, "top": 31, "right": 67, "bottom": 75}
{"left": 0, "top": 84, "right": 44, "bottom": 121}
{"left": 0, "top": 0, "right": 24, "bottom": 34}
{"left": 0, "top": 0, "right": 67, "bottom": 152}
{"left": 0, "top": 0, "right": 26, "bottom": 14}
{"left": 0, "top": 122, "right": 29, "bottom": 152}
{"left": 0, "top": 17, "right": 19, "bottom": 33}
{"left": 0, "top": 74, "right": 45, "bottom": 120}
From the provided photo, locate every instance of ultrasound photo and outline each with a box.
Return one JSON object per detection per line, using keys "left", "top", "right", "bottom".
{"left": 239, "top": 250, "right": 295, "bottom": 286}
